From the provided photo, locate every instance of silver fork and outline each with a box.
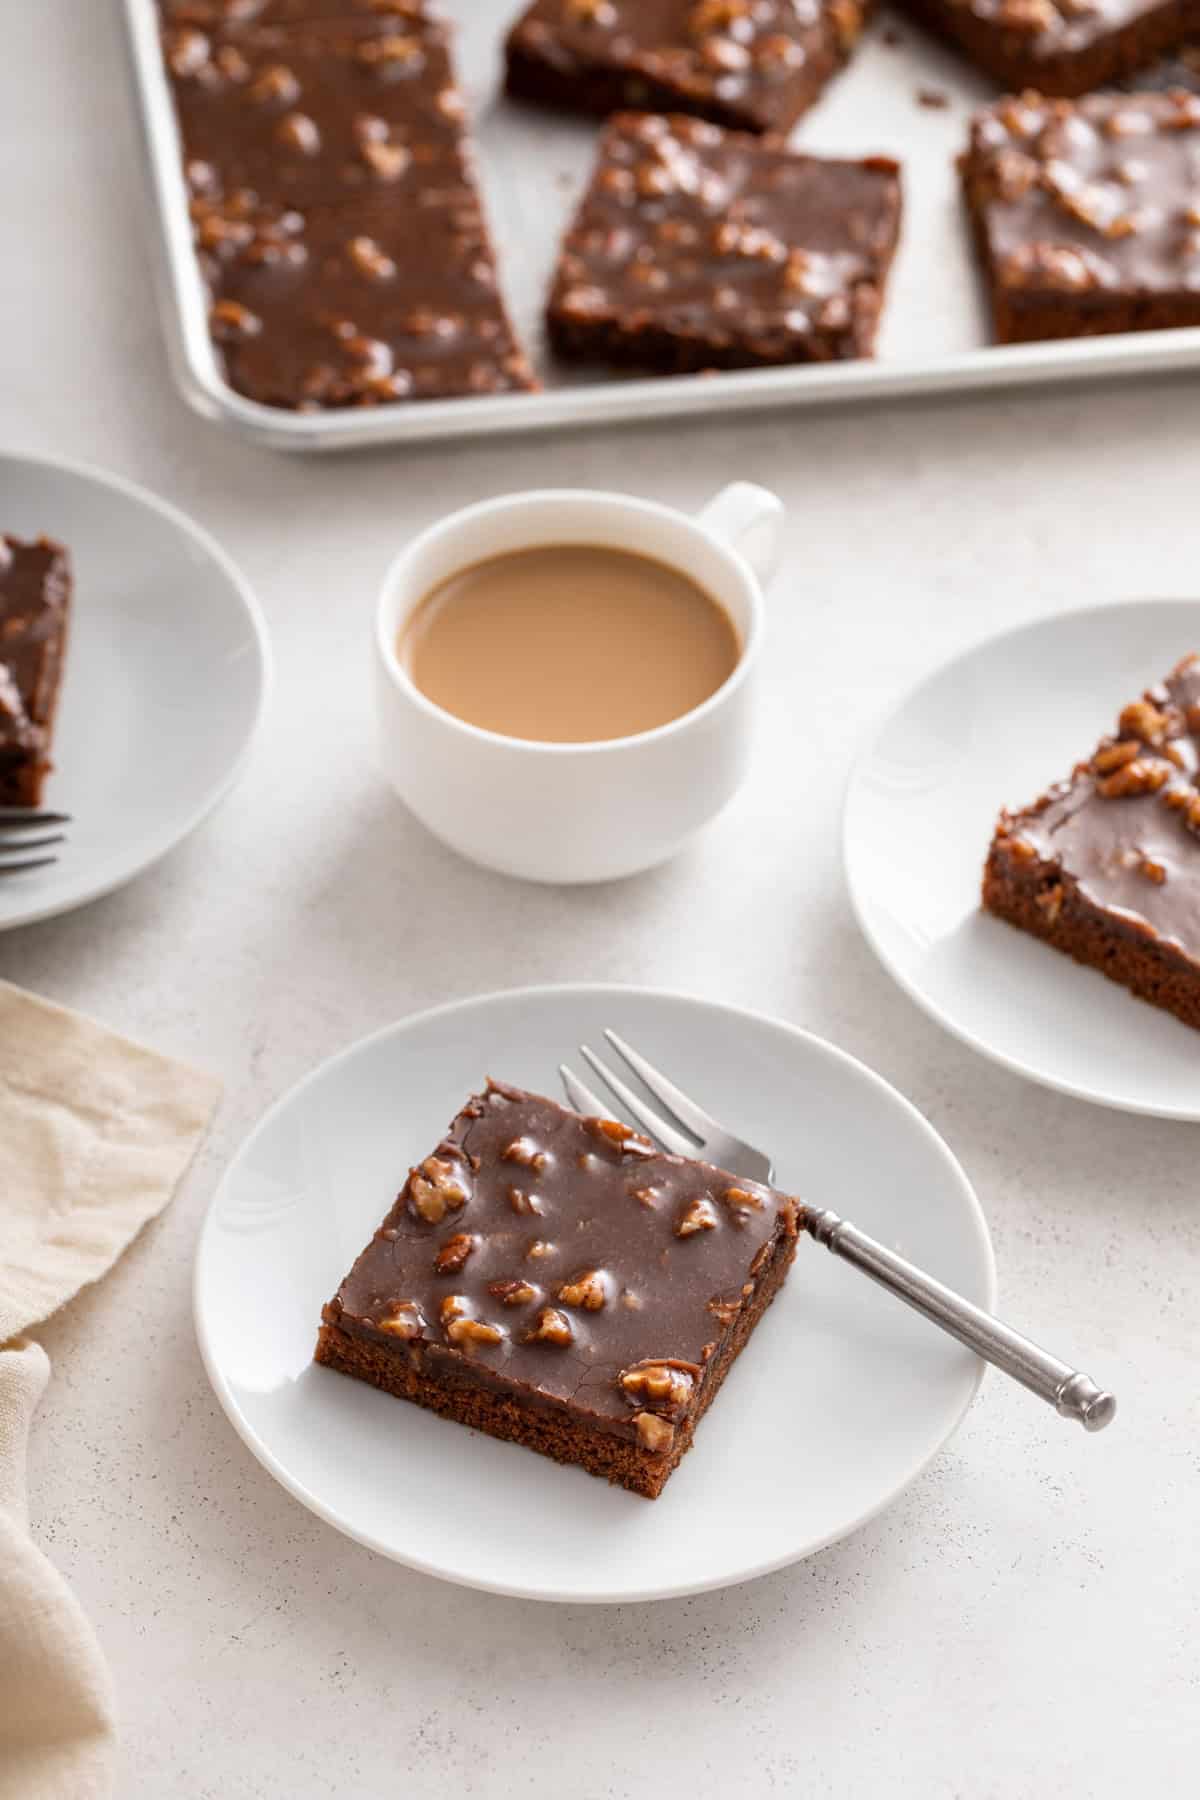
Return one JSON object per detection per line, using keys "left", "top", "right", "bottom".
{"left": 561, "top": 1028, "right": 1116, "bottom": 1433}
{"left": 0, "top": 808, "right": 69, "bottom": 876}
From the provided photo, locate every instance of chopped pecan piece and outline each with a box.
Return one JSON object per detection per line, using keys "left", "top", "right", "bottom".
{"left": 988, "top": 148, "right": 1040, "bottom": 203}
{"left": 488, "top": 1279, "right": 538, "bottom": 1307}
{"left": 722, "top": 1186, "right": 765, "bottom": 1220}
{"left": 618, "top": 1359, "right": 699, "bottom": 1418}
{"left": 585, "top": 1116, "right": 644, "bottom": 1147}
{"left": 524, "top": 1307, "right": 573, "bottom": 1345}
{"left": 276, "top": 112, "right": 321, "bottom": 155}
{"left": 501, "top": 1136, "right": 548, "bottom": 1171}
{"left": 447, "top": 1316, "right": 504, "bottom": 1348}
{"left": 1162, "top": 787, "right": 1200, "bottom": 832}
{"left": 699, "top": 36, "right": 751, "bottom": 72}
{"left": 558, "top": 1269, "right": 608, "bottom": 1310}
{"left": 209, "top": 299, "right": 261, "bottom": 340}
{"left": 1096, "top": 759, "right": 1170, "bottom": 799}
{"left": 635, "top": 1412, "right": 675, "bottom": 1453}
{"left": 1118, "top": 700, "right": 1172, "bottom": 743}
{"left": 998, "top": 243, "right": 1105, "bottom": 292}
{"left": 359, "top": 137, "right": 411, "bottom": 182}
{"left": 346, "top": 235, "right": 396, "bottom": 281}
{"left": 376, "top": 1300, "right": 425, "bottom": 1340}
{"left": 434, "top": 1233, "right": 475, "bottom": 1275}
{"left": 248, "top": 64, "right": 300, "bottom": 106}
{"left": 675, "top": 1197, "right": 720, "bottom": 1237}
{"left": 1093, "top": 740, "right": 1141, "bottom": 774}
{"left": 166, "top": 28, "right": 210, "bottom": 79}
{"left": 440, "top": 1294, "right": 503, "bottom": 1348}
{"left": 356, "top": 34, "right": 426, "bottom": 73}
{"left": 408, "top": 1155, "right": 469, "bottom": 1224}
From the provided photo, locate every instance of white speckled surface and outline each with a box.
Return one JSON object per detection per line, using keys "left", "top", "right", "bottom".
{"left": 3, "top": 3, "right": 1199, "bottom": 1795}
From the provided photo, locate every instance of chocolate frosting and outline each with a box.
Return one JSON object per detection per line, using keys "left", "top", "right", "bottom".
{"left": 161, "top": 7, "right": 535, "bottom": 405}
{"left": 164, "top": 10, "right": 451, "bottom": 214}
{"left": 967, "top": 91, "right": 1200, "bottom": 298}
{"left": 326, "top": 1081, "right": 800, "bottom": 1438}
{"left": 550, "top": 113, "right": 901, "bottom": 358}
{"left": 1007, "top": 656, "right": 1200, "bottom": 957}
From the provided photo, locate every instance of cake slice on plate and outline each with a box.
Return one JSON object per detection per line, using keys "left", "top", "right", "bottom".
{"left": 315, "top": 1079, "right": 802, "bottom": 1498}
{"left": 983, "top": 652, "right": 1200, "bottom": 1030}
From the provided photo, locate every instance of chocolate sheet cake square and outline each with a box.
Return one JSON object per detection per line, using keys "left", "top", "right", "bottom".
{"left": 983, "top": 655, "right": 1200, "bottom": 1030}
{"left": 315, "top": 1081, "right": 803, "bottom": 1498}
{"left": 160, "top": 8, "right": 536, "bottom": 406}
{"left": 546, "top": 114, "right": 902, "bottom": 372}
{"left": 961, "top": 91, "right": 1200, "bottom": 346}
{"left": 894, "top": 0, "right": 1200, "bottom": 96}
{"left": 505, "top": 0, "right": 871, "bottom": 136}
{"left": 0, "top": 537, "right": 71, "bottom": 811}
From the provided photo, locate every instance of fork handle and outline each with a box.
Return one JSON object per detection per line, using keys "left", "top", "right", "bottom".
{"left": 805, "top": 1209, "right": 1116, "bottom": 1431}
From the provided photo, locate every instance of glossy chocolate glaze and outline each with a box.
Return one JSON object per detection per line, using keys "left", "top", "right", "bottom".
{"left": 164, "top": 10, "right": 451, "bottom": 213}
{"left": 200, "top": 191, "right": 534, "bottom": 406}
{"left": 1004, "top": 656, "right": 1200, "bottom": 956}
{"left": 0, "top": 537, "right": 70, "bottom": 775}
{"left": 325, "top": 1081, "right": 801, "bottom": 1439}
{"left": 966, "top": 91, "right": 1200, "bottom": 299}
{"left": 507, "top": 0, "right": 866, "bottom": 135}
{"left": 162, "top": 8, "right": 535, "bottom": 405}
{"left": 548, "top": 113, "right": 901, "bottom": 363}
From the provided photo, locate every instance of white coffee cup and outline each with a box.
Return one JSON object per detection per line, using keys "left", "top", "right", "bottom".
{"left": 374, "top": 482, "right": 783, "bottom": 884}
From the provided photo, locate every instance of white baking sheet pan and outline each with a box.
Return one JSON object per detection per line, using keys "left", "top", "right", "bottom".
{"left": 123, "top": 0, "right": 1200, "bottom": 450}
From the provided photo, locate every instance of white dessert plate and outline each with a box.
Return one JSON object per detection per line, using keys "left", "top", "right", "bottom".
{"left": 195, "top": 984, "right": 994, "bottom": 1604}
{"left": 0, "top": 449, "right": 269, "bottom": 930}
{"left": 844, "top": 600, "right": 1200, "bottom": 1120}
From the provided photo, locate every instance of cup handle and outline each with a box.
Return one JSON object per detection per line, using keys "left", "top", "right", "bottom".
{"left": 696, "top": 482, "right": 785, "bottom": 588}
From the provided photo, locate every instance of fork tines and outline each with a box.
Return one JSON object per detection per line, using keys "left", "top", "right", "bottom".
{"left": 575, "top": 1040, "right": 698, "bottom": 1156}
{"left": 0, "top": 808, "right": 69, "bottom": 876}
{"left": 560, "top": 1028, "right": 775, "bottom": 1183}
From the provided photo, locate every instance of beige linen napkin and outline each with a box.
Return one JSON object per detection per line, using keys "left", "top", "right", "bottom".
{"left": 0, "top": 980, "right": 221, "bottom": 1800}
